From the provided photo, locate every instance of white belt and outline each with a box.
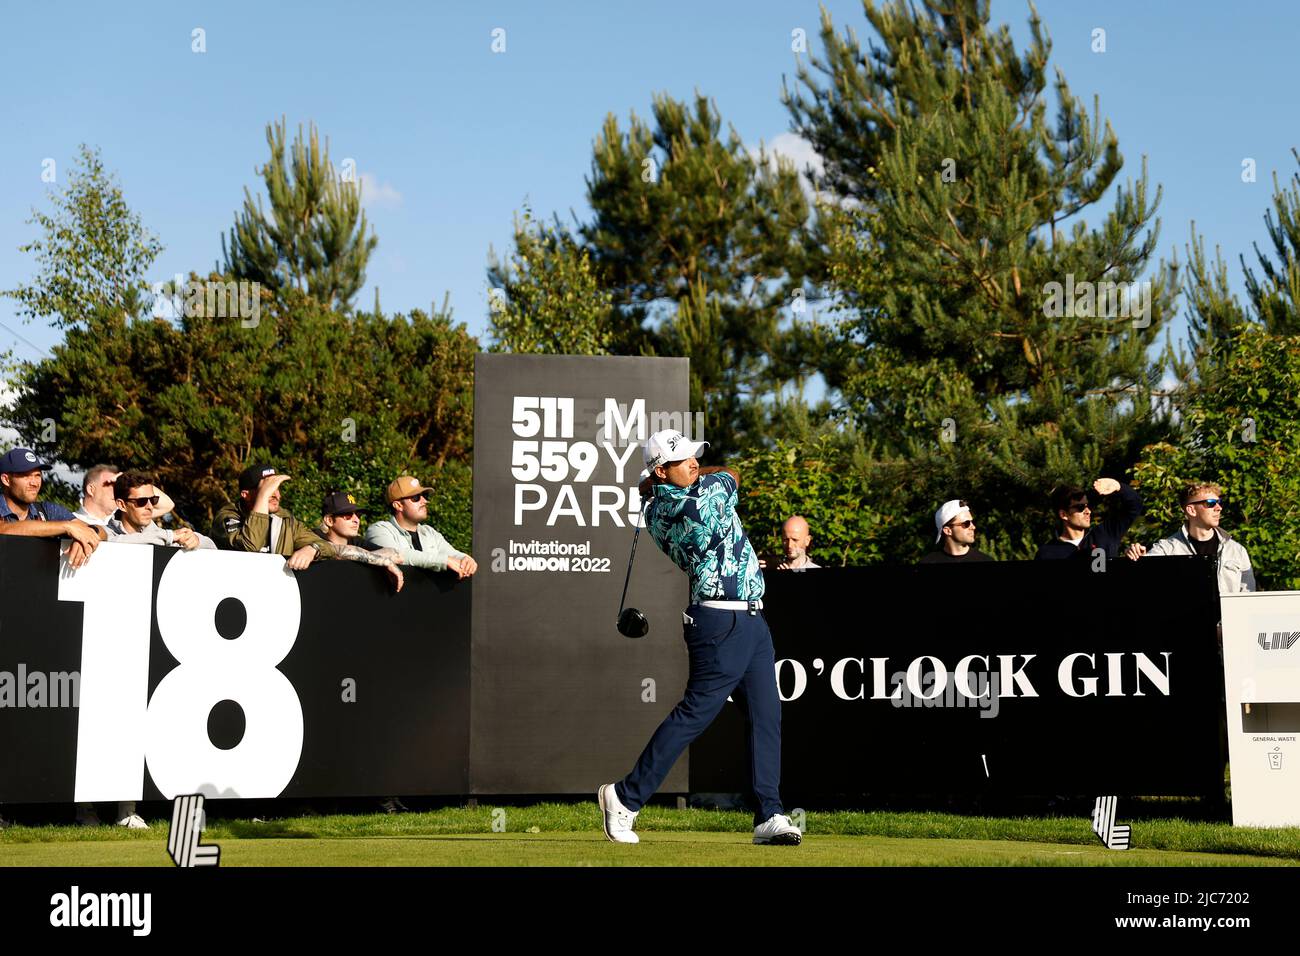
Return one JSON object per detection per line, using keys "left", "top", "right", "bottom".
{"left": 698, "top": 599, "right": 763, "bottom": 611}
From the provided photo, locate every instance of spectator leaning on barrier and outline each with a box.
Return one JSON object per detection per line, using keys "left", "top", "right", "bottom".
{"left": 365, "top": 475, "right": 477, "bottom": 579}
{"left": 0, "top": 447, "right": 105, "bottom": 569}
{"left": 919, "top": 499, "right": 994, "bottom": 563}
{"left": 211, "top": 464, "right": 336, "bottom": 569}
{"left": 73, "top": 464, "right": 120, "bottom": 527}
{"left": 1125, "top": 483, "right": 1256, "bottom": 595}
{"left": 106, "top": 472, "right": 215, "bottom": 550}
{"left": 1034, "top": 478, "right": 1142, "bottom": 561}
{"left": 314, "top": 491, "right": 405, "bottom": 593}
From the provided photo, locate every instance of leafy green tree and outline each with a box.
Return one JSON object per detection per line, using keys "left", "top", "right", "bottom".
{"left": 486, "top": 207, "right": 614, "bottom": 354}
{"left": 223, "top": 119, "right": 377, "bottom": 312}
{"left": 1132, "top": 331, "right": 1300, "bottom": 590}
{"left": 733, "top": 432, "right": 893, "bottom": 567}
{"left": 2, "top": 144, "right": 162, "bottom": 331}
{"left": 1135, "top": 149, "right": 1300, "bottom": 587}
{"left": 6, "top": 274, "right": 476, "bottom": 530}
{"left": 786, "top": 0, "right": 1178, "bottom": 558}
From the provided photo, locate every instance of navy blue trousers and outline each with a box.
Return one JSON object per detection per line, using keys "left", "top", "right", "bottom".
{"left": 616, "top": 604, "right": 784, "bottom": 826}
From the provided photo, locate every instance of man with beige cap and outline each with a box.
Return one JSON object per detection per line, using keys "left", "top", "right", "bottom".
{"left": 364, "top": 474, "right": 477, "bottom": 578}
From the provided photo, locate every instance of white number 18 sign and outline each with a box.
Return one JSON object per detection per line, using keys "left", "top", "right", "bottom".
{"left": 58, "top": 546, "right": 304, "bottom": 801}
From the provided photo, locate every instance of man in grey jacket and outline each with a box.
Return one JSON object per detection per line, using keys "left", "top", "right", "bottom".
{"left": 1125, "top": 482, "right": 1256, "bottom": 594}
{"left": 364, "top": 475, "right": 477, "bottom": 579}
{"left": 105, "top": 472, "right": 216, "bottom": 550}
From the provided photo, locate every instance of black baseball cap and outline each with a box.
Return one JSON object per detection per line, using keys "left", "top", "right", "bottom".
{"left": 239, "top": 464, "right": 278, "bottom": 492}
{"left": 322, "top": 491, "right": 361, "bottom": 516}
{"left": 0, "top": 448, "right": 53, "bottom": 474}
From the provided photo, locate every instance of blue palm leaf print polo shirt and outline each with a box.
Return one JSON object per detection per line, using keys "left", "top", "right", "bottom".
{"left": 645, "top": 472, "right": 765, "bottom": 605}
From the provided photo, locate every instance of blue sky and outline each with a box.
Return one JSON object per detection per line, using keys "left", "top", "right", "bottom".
{"left": 2, "top": 1, "right": 1298, "bottom": 366}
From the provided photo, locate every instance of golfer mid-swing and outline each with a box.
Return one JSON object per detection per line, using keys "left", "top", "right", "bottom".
{"left": 599, "top": 429, "right": 801, "bottom": 846}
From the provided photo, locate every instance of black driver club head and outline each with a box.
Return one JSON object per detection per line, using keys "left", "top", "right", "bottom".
{"left": 617, "top": 607, "right": 650, "bottom": 638}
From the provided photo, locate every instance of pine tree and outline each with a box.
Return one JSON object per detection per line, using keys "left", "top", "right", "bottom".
{"left": 1183, "top": 148, "right": 1300, "bottom": 358}
{"left": 786, "top": 0, "right": 1179, "bottom": 557}
{"left": 1132, "top": 150, "right": 1300, "bottom": 587}
{"left": 579, "top": 92, "right": 823, "bottom": 450}
{"left": 222, "top": 119, "right": 376, "bottom": 312}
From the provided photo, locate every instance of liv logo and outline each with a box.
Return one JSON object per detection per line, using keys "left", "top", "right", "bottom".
{"left": 167, "top": 794, "right": 221, "bottom": 867}
{"left": 1257, "top": 632, "right": 1299, "bottom": 651}
{"left": 1091, "top": 795, "right": 1131, "bottom": 850}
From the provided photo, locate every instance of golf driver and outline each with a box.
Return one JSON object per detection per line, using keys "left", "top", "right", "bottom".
{"left": 616, "top": 504, "right": 650, "bottom": 638}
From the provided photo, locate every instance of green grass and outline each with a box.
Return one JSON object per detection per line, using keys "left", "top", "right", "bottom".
{"left": 0, "top": 832, "right": 1293, "bottom": 867}
{"left": 3, "top": 803, "right": 1299, "bottom": 866}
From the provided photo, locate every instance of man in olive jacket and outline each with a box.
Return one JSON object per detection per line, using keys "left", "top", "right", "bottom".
{"left": 211, "top": 464, "right": 336, "bottom": 570}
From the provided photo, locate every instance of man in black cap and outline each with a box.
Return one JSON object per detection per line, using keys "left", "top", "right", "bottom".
{"left": 315, "top": 491, "right": 405, "bottom": 592}
{"left": 210, "top": 464, "right": 336, "bottom": 569}
{"left": 0, "top": 447, "right": 105, "bottom": 569}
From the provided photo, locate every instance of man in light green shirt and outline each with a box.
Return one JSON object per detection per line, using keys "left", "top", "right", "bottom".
{"left": 364, "top": 475, "right": 477, "bottom": 579}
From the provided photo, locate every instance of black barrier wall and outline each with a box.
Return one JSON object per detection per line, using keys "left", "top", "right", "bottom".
{"left": 470, "top": 355, "right": 692, "bottom": 794}
{"left": 690, "top": 558, "right": 1225, "bottom": 798}
{"left": 1, "top": 535, "right": 1226, "bottom": 802}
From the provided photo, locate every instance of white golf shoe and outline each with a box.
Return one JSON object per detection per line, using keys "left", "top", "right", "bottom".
{"left": 753, "top": 813, "right": 802, "bottom": 845}
{"left": 115, "top": 801, "right": 149, "bottom": 829}
{"left": 598, "top": 783, "right": 639, "bottom": 844}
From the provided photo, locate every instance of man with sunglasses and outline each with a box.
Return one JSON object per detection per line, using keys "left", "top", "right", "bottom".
{"left": 211, "top": 464, "right": 336, "bottom": 569}
{"left": 105, "top": 472, "right": 215, "bottom": 549}
{"left": 920, "top": 499, "right": 994, "bottom": 563}
{"left": 364, "top": 475, "right": 477, "bottom": 579}
{"left": 1034, "top": 478, "right": 1142, "bottom": 561}
{"left": 1125, "top": 483, "right": 1255, "bottom": 594}
{"left": 315, "top": 491, "right": 405, "bottom": 592}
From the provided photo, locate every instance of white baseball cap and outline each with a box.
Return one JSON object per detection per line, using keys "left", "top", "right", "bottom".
{"left": 934, "top": 499, "right": 971, "bottom": 543}
{"left": 643, "top": 429, "right": 709, "bottom": 470}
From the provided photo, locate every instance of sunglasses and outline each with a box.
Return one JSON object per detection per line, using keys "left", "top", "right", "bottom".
{"left": 125, "top": 495, "right": 160, "bottom": 507}
{"left": 1189, "top": 498, "right": 1222, "bottom": 508}
{"left": 402, "top": 493, "right": 427, "bottom": 503}
{"left": 333, "top": 511, "right": 360, "bottom": 519}
{"left": 949, "top": 519, "right": 974, "bottom": 529}
{"left": 1068, "top": 502, "right": 1090, "bottom": 513}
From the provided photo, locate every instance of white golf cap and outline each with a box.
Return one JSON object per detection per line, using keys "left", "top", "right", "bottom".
{"left": 643, "top": 429, "right": 709, "bottom": 470}
{"left": 934, "top": 499, "right": 971, "bottom": 543}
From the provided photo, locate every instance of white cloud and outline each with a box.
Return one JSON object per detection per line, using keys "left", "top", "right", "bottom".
{"left": 748, "top": 133, "right": 839, "bottom": 205}
{"left": 0, "top": 384, "right": 20, "bottom": 447}
{"left": 759, "top": 132, "right": 825, "bottom": 183}
{"left": 358, "top": 172, "right": 402, "bottom": 209}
